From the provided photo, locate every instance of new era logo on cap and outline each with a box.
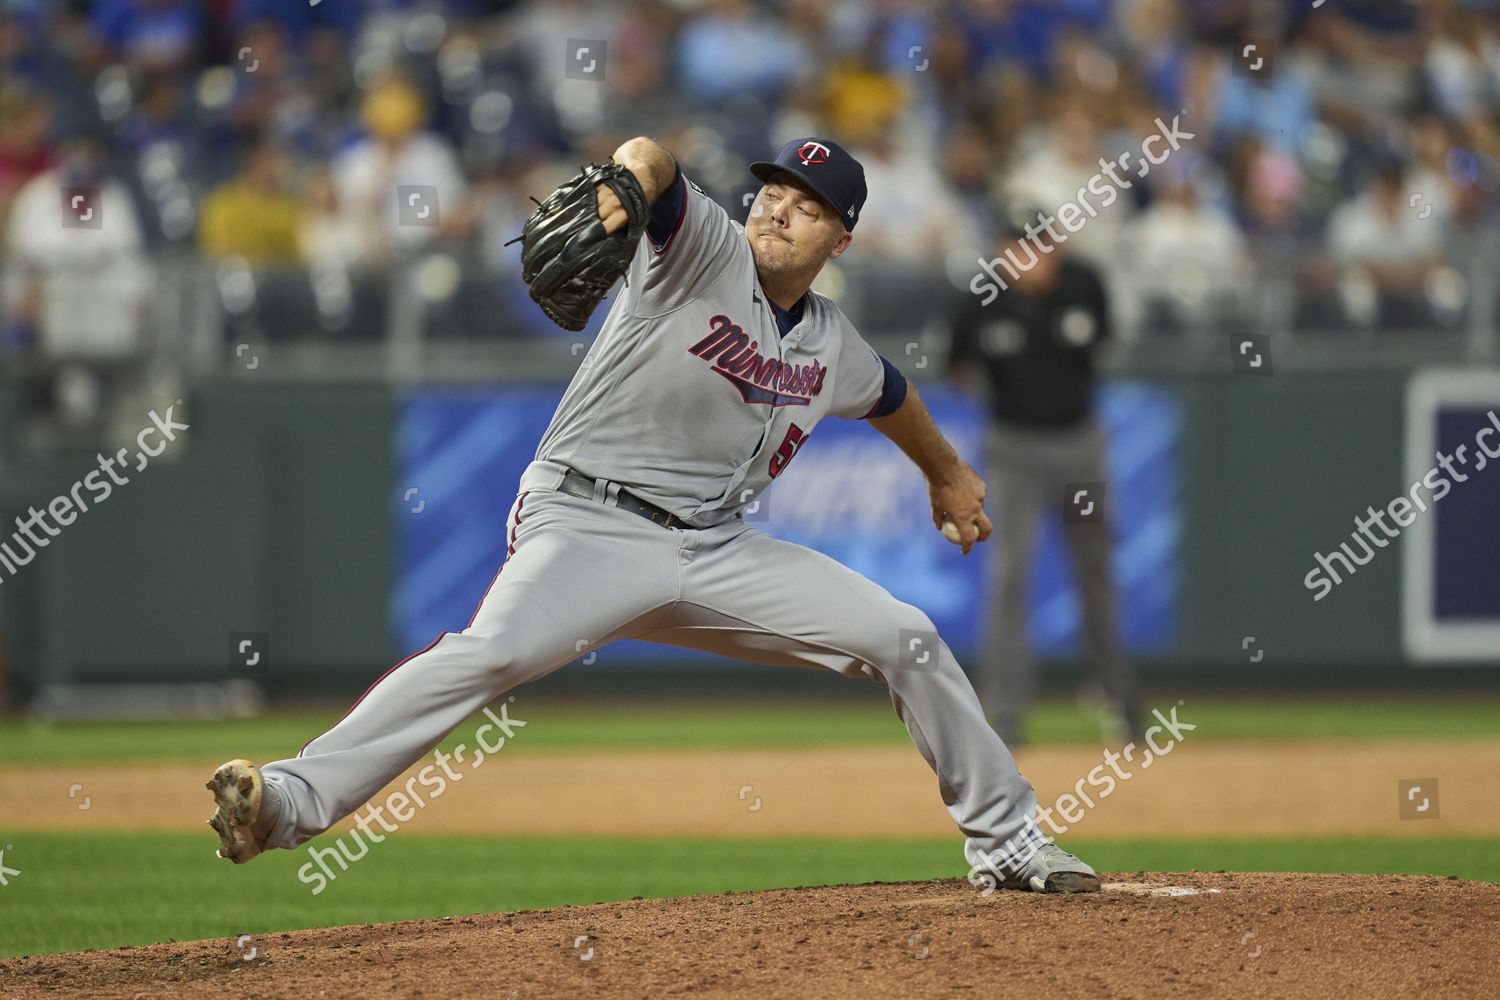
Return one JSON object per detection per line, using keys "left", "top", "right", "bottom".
{"left": 750, "top": 137, "right": 868, "bottom": 232}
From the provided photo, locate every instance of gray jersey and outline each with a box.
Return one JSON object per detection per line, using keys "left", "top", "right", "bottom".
{"left": 534, "top": 172, "right": 887, "bottom": 527}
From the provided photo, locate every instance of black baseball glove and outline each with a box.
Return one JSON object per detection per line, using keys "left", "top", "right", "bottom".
{"left": 513, "top": 161, "right": 650, "bottom": 331}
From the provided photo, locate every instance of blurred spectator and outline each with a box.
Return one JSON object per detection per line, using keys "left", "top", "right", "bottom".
{"left": 852, "top": 128, "right": 972, "bottom": 266}
{"left": 0, "top": 84, "right": 55, "bottom": 225}
{"left": 1409, "top": 114, "right": 1460, "bottom": 231}
{"left": 1117, "top": 0, "right": 1187, "bottom": 101}
{"left": 1326, "top": 159, "right": 1444, "bottom": 327}
{"left": 592, "top": 1, "right": 682, "bottom": 144}
{"left": 1240, "top": 147, "right": 1309, "bottom": 240}
{"left": 676, "top": 0, "right": 805, "bottom": 107}
{"left": 230, "top": 0, "right": 360, "bottom": 51}
{"left": 942, "top": 124, "right": 1002, "bottom": 249}
{"left": 1003, "top": 99, "right": 1132, "bottom": 272}
{"left": 953, "top": 0, "right": 1112, "bottom": 81}
{"left": 197, "top": 138, "right": 303, "bottom": 266}
{"left": 4, "top": 130, "right": 150, "bottom": 358}
{"left": 1448, "top": 169, "right": 1500, "bottom": 255}
{"left": 1124, "top": 156, "right": 1249, "bottom": 331}
{"left": 220, "top": 16, "right": 351, "bottom": 171}
{"left": 119, "top": 70, "right": 195, "bottom": 156}
{"left": 223, "top": 18, "right": 296, "bottom": 139}
{"left": 820, "top": 32, "right": 907, "bottom": 147}
{"left": 1304, "top": 0, "right": 1426, "bottom": 145}
{"left": 899, "top": 13, "right": 988, "bottom": 137}
{"left": 971, "top": 63, "right": 1043, "bottom": 165}
{"left": 0, "top": 7, "right": 59, "bottom": 88}
{"left": 508, "top": 0, "right": 620, "bottom": 111}
{"left": 88, "top": 0, "right": 204, "bottom": 74}
{"left": 307, "top": 75, "right": 469, "bottom": 271}
{"left": 1424, "top": 3, "right": 1500, "bottom": 125}
{"left": 1237, "top": 145, "right": 1319, "bottom": 328}
{"left": 1213, "top": 44, "right": 1317, "bottom": 157}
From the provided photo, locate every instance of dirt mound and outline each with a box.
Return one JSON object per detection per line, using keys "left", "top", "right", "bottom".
{"left": 3, "top": 873, "right": 1496, "bottom": 999}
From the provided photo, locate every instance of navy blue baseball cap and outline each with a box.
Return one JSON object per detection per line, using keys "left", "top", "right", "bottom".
{"left": 750, "top": 137, "right": 867, "bottom": 232}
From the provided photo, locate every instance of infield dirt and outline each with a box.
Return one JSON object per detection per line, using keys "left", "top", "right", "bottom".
{"left": 3, "top": 872, "right": 1496, "bottom": 998}
{"left": 5, "top": 738, "right": 1499, "bottom": 839}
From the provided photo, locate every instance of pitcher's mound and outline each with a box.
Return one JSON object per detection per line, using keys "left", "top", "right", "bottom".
{"left": 4, "top": 872, "right": 1497, "bottom": 998}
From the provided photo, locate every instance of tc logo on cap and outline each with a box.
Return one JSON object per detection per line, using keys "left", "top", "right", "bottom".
{"left": 798, "top": 141, "right": 831, "bottom": 165}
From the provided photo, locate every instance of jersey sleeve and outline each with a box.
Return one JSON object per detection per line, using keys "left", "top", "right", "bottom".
{"left": 828, "top": 318, "right": 896, "bottom": 420}
{"left": 644, "top": 165, "right": 686, "bottom": 249}
{"left": 627, "top": 162, "right": 741, "bottom": 317}
{"left": 865, "top": 356, "right": 909, "bottom": 418}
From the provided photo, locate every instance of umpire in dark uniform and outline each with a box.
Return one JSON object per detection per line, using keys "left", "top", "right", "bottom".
{"left": 944, "top": 217, "right": 1141, "bottom": 745}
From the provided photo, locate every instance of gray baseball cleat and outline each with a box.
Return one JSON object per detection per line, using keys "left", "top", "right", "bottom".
{"left": 206, "top": 759, "right": 278, "bottom": 864}
{"left": 1003, "top": 843, "right": 1101, "bottom": 894}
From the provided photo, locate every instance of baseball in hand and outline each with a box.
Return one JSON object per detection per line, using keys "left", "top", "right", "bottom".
{"left": 941, "top": 517, "right": 966, "bottom": 544}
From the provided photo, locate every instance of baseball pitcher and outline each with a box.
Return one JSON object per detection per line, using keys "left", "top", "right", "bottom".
{"left": 207, "top": 136, "right": 1100, "bottom": 894}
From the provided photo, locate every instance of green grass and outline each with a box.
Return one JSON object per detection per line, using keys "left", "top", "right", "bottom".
{"left": 1, "top": 695, "right": 1498, "bottom": 765}
{"left": 1, "top": 832, "right": 1496, "bottom": 959}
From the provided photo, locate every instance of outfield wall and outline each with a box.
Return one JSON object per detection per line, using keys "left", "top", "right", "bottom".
{"left": 0, "top": 371, "right": 1456, "bottom": 694}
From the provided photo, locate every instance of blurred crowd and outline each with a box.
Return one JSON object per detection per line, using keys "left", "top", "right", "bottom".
{"left": 3, "top": 0, "right": 1500, "bottom": 370}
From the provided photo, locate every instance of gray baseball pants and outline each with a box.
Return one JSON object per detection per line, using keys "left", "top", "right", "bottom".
{"left": 260, "top": 459, "right": 1040, "bottom": 874}
{"left": 979, "top": 419, "right": 1137, "bottom": 739}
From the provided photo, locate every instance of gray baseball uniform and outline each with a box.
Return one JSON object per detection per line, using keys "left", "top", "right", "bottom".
{"left": 258, "top": 164, "right": 1040, "bottom": 878}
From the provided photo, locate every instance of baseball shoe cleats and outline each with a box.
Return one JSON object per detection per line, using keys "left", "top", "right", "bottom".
{"left": 1004, "top": 843, "right": 1101, "bottom": 894}
{"left": 206, "top": 759, "right": 278, "bottom": 864}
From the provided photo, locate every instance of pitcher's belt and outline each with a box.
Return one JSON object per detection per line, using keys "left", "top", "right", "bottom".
{"left": 556, "top": 469, "right": 685, "bottom": 529}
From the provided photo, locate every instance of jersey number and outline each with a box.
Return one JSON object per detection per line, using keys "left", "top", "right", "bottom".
{"left": 768, "top": 424, "right": 808, "bottom": 479}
